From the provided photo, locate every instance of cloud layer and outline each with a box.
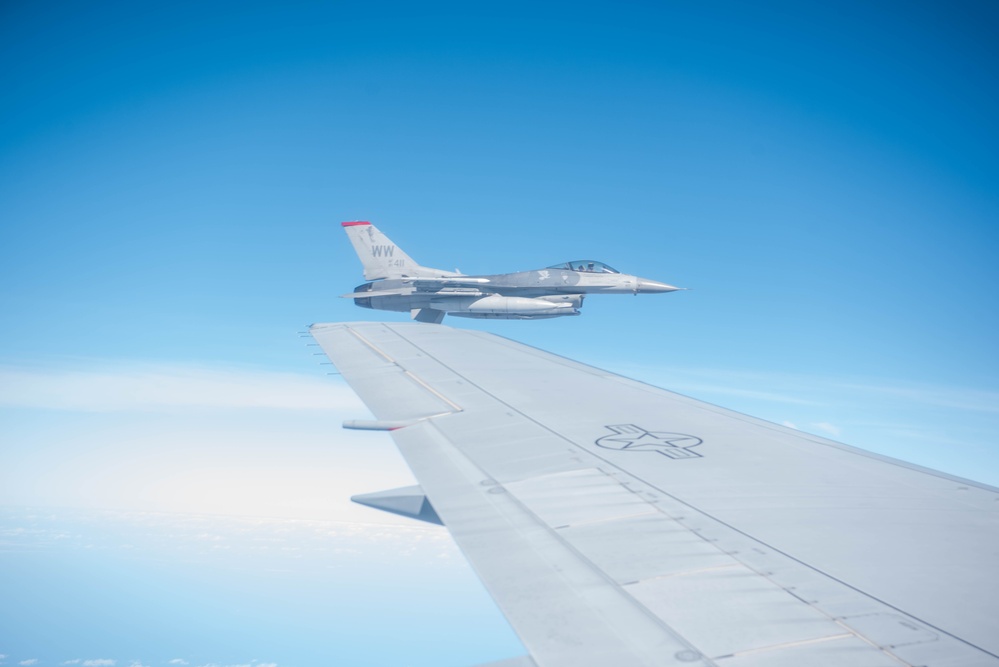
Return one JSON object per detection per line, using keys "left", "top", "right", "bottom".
{"left": 0, "top": 364, "right": 361, "bottom": 412}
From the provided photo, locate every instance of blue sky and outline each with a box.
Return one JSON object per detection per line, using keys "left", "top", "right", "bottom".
{"left": 1, "top": 1, "right": 998, "bottom": 665}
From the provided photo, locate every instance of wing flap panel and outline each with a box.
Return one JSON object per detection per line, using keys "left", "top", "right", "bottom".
{"left": 389, "top": 419, "right": 707, "bottom": 667}
{"left": 557, "top": 514, "right": 737, "bottom": 584}
{"left": 505, "top": 469, "right": 658, "bottom": 528}
{"left": 717, "top": 636, "right": 900, "bottom": 667}
{"left": 625, "top": 565, "right": 845, "bottom": 659}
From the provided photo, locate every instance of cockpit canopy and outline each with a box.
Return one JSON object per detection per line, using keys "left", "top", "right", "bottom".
{"left": 547, "top": 260, "right": 620, "bottom": 274}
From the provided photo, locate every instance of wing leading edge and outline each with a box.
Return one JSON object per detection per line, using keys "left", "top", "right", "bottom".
{"left": 310, "top": 321, "right": 999, "bottom": 667}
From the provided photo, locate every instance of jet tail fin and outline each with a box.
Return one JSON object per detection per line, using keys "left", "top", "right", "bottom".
{"left": 341, "top": 221, "right": 422, "bottom": 280}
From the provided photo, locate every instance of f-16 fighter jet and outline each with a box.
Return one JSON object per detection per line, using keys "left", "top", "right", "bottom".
{"left": 341, "top": 221, "right": 682, "bottom": 323}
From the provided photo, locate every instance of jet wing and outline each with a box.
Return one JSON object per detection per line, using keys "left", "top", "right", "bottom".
{"left": 340, "top": 288, "right": 416, "bottom": 299}
{"left": 404, "top": 277, "right": 492, "bottom": 290}
{"left": 403, "top": 276, "right": 491, "bottom": 284}
{"left": 340, "top": 287, "right": 487, "bottom": 299}
{"left": 310, "top": 322, "right": 999, "bottom": 667}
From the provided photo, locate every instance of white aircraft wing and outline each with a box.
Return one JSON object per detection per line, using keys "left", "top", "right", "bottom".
{"left": 310, "top": 321, "right": 999, "bottom": 667}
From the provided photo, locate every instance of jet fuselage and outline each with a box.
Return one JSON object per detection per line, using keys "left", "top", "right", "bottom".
{"left": 340, "top": 222, "right": 681, "bottom": 321}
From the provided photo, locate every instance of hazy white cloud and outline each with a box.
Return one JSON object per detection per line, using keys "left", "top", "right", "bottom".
{"left": 175, "top": 662, "right": 280, "bottom": 667}
{"left": 782, "top": 420, "right": 798, "bottom": 429}
{"left": 18, "top": 660, "right": 38, "bottom": 666}
{"left": 654, "top": 380, "right": 822, "bottom": 406}
{"left": 0, "top": 364, "right": 361, "bottom": 412}
{"left": 620, "top": 363, "right": 999, "bottom": 415}
{"left": 837, "top": 382, "right": 999, "bottom": 415}
{"left": 615, "top": 364, "right": 827, "bottom": 406}
{"left": 1, "top": 507, "right": 456, "bottom": 571}
{"left": 812, "top": 422, "right": 841, "bottom": 436}
{"left": 61, "top": 661, "right": 81, "bottom": 665}
{"left": 82, "top": 660, "right": 115, "bottom": 666}
{"left": 168, "top": 661, "right": 189, "bottom": 666}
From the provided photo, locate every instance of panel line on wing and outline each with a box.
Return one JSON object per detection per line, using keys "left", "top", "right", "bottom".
{"left": 623, "top": 563, "right": 742, "bottom": 584}
{"left": 346, "top": 325, "right": 397, "bottom": 364}
{"left": 346, "top": 325, "right": 464, "bottom": 415}
{"left": 402, "top": 370, "right": 464, "bottom": 414}
{"left": 718, "top": 632, "right": 854, "bottom": 660}
{"left": 552, "top": 508, "right": 662, "bottom": 531}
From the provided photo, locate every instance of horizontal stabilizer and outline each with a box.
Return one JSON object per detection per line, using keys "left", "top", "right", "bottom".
{"left": 351, "top": 485, "right": 443, "bottom": 525}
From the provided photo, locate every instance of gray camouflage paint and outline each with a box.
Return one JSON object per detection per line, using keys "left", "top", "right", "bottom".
{"left": 341, "top": 221, "right": 680, "bottom": 320}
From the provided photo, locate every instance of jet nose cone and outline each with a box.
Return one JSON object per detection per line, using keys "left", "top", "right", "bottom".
{"left": 637, "top": 279, "right": 683, "bottom": 293}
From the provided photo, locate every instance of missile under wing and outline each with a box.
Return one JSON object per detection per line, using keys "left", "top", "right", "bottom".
{"left": 339, "top": 221, "right": 682, "bottom": 322}
{"left": 311, "top": 321, "right": 999, "bottom": 667}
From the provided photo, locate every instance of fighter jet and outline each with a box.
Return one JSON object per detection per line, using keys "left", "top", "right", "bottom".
{"left": 340, "top": 221, "right": 682, "bottom": 323}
